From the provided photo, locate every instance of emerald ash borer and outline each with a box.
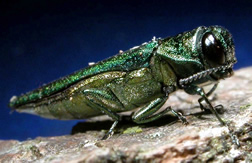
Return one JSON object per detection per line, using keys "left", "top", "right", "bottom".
{"left": 9, "top": 26, "right": 237, "bottom": 140}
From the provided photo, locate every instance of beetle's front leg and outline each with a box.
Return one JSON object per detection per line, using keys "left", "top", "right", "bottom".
{"left": 184, "top": 85, "right": 225, "bottom": 125}
{"left": 184, "top": 85, "right": 240, "bottom": 146}
{"left": 83, "top": 89, "right": 124, "bottom": 139}
{"left": 198, "top": 83, "right": 225, "bottom": 114}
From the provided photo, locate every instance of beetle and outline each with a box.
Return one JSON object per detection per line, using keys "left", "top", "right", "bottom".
{"left": 9, "top": 26, "right": 237, "bottom": 140}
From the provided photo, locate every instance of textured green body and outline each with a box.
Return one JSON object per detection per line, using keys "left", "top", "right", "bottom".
{"left": 15, "top": 68, "right": 169, "bottom": 120}
{"left": 10, "top": 39, "right": 172, "bottom": 119}
{"left": 9, "top": 41, "right": 158, "bottom": 108}
{"left": 9, "top": 26, "right": 236, "bottom": 122}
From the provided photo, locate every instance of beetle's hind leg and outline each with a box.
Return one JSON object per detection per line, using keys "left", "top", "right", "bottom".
{"left": 83, "top": 89, "right": 124, "bottom": 139}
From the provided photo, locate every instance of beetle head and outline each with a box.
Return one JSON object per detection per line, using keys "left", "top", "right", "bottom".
{"left": 199, "top": 26, "right": 237, "bottom": 80}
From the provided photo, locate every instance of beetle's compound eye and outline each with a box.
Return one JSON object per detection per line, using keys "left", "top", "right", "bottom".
{"left": 202, "top": 32, "right": 225, "bottom": 67}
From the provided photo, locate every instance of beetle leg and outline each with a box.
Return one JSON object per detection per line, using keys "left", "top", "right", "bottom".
{"left": 178, "top": 83, "right": 219, "bottom": 106}
{"left": 197, "top": 88, "right": 225, "bottom": 126}
{"left": 198, "top": 83, "right": 224, "bottom": 113}
{"left": 83, "top": 89, "right": 123, "bottom": 139}
{"left": 184, "top": 85, "right": 225, "bottom": 125}
{"left": 132, "top": 96, "right": 168, "bottom": 124}
{"left": 132, "top": 97, "right": 188, "bottom": 124}
{"left": 184, "top": 85, "right": 240, "bottom": 147}
{"left": 102, "top": 121, "right": 119, "bottom": 140}
{"left": 169, "top": 108, "right": 188, "bottom": 124}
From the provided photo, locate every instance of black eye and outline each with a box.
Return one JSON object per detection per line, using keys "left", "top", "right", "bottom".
{"left": 202, "top": 32, "right": 225, "bottom": 66}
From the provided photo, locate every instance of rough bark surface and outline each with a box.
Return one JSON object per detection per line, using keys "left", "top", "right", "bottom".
{"left": 1, "top": 67, "right": 252, "bottom": 163}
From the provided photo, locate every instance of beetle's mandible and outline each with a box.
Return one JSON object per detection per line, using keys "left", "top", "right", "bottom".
{"left": 9, "top": 26, "right": 237, "bottom": 141}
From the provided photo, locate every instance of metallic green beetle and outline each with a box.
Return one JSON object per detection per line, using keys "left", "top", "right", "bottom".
{"left": 9, "top": 26, "right": 237, "bottom": 139}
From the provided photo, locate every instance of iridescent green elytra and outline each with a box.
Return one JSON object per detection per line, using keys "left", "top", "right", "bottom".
{"left": 9, "top": 26, "right": 237, "bottom": 140}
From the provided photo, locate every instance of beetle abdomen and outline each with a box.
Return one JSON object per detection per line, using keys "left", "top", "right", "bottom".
{"left": 13, "top": 71, "right": 127, "bottom": 119}
{"left": 9, "top": 41, "right": 158, "bottom": 108}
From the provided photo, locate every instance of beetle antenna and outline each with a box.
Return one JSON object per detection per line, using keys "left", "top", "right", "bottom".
{"left": 179, "top": 64, "right": 233, "bottom": 87}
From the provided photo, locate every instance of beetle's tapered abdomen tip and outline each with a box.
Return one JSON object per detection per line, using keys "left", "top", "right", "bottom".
{"left": 8, "top": 95, "right": 18, "bottom": 108}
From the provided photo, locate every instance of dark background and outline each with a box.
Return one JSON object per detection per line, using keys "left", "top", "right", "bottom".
{"left": 0, "top": 0, "right": 251, "bottom": 141}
